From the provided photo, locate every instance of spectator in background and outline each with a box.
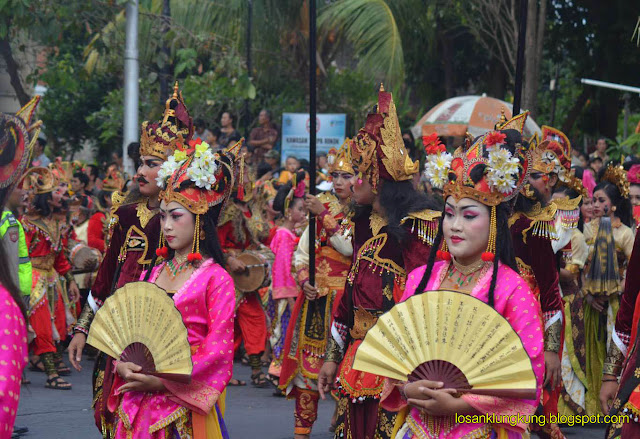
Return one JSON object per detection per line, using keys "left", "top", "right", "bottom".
{"left": 402, "top": 130, "right": 417, "bottom": 160}
{"left": 278, "top": 156, "right": 300, "bottom": 184}
{"left": 249, "top": 109, "right": 278, "bottom": 164}
{"left": 85, "top": 164, "right": 100, "bottom": 196}
{"left": 127, "top": 141, "right": 141, "bottom": 171}
{"left": 240, "top": 144, "right": 254, "bottom": 167}
{"left": 264, "top": 149, "right": 281, "bottom": 180}
{"left": 218, "top": 112, "right": 241, "bottom": 147}
{"left": 193, "top": 118, "right": 212, "bottom": 142}
{"left": 589, "top": 137, "right": 609, "bottom": 162}
{"left": 589, "top": 156, "right": 603, "bottom": 176}
{"left": 111, "top": 150, "right": 123, "bottom": 170}
{"left": 31, "top": 137, "right": 51, "bottom": 167}
{"left": 206, "top": 127, "right": 222, "bottom": 151}
{"left": 71, "top": 172, "right": 93, "bottom": 210}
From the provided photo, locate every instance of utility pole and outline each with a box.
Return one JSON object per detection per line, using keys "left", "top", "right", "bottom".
{"left": 308, "top": 0, "right": 317, "bottom": 287}
{"left": 512, "top": 0, "right": 528, "bottom": 115}
{"left": 243, "top": 0, "right": 253, "bottom": 136}
{"left": 159, "top": 0, "right": 171, "bottom": 104}
{"left": 123, "top": 0, "right": 139, "bottom": 177}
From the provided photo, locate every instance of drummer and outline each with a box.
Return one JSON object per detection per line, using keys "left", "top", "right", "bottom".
{"left": 217, "top": 176, "right": 272, "bottom": 387}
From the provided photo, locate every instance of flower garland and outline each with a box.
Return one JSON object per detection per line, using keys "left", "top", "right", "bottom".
{"left": 422, "top": 133, "right": 452, "bottom": 189}
{"left": 156, "top": 140, "right": 219, "bottom": 189}
{"left": 486, "top": 144, "right": 521, "bottom": 195}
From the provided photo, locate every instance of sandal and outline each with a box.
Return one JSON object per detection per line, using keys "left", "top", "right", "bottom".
{"left": 240, "top": 353, "right": 250, "bottom": 366}
{"left": 266, "top": 374, "right": 279, "bottom": 388}
{"left": 45, "top": 376, "right": 72, "bottom": 390}
{"left": 272, "top": 387, "right": 285, "bottom": 397}
{"left": 228, "top": 378, "right": 247, "bottom": 386}
{"left": 250, "top": 371, "right": 270, "bottom": 388}
{"left": 29, "top": 358, "right": 45, "bottom": 373}
{"left": 55, "top": 362, "right": 71, "bottom": 376}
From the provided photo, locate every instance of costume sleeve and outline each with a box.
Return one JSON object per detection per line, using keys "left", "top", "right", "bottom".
{"left": 53, "top": 246, "right": 72, "bottom": 276}
{"left": 294, "top": 226, "right": 310, "bottom": 285}
{"left": 462, "top": 275, "right": 543, "bottom": 433}
{"left": 162, "top": 269, "right": 235, "bottom": 414}
{"left": 216, "top": 221, "right": 235, "bottom": 251}
{"left": 17, "top": 222, "right": 32, "bottom": 297}
{"left": 89, "top": 213, "right": 125, "bottom": 308}
{"left": 270, "top": 229, "right": 298, "bottom": 298}
{"left": 605, "top": 232, "right": 640, "bottom": 375}
{"left": 87, "top": 212, "right": 106, "bottom": 253}
{"left": 620, "top": 226, "right": 635, "bottom": 261}
{"left": 570, "top": 230, "right": 589, "bottom": 270}
{"left": 0, "top": 297, "right": 26, "bottom": 436}
{"left": 402, "top": 233, "right": 433, "bottom": 275}
{"left": 529, "top": 234, "right": 563, "bottom": 352}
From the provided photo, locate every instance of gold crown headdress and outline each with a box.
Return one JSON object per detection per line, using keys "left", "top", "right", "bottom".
{"left": 140, "top": 82, "right": 193, "bottom": 161}
{"left": 351, "top": 85, "right": 419, "bottom": 193}
{"left": 21, "top": 166, "right": 57, "bottom": 195}
{"left": 0, "top": 96, "right": 42, "bottom": 194}
{"left": 156, "top": 138, "right": 244, "bottom": 262}
{"left": 601, "top": 164, "right": 630, "bottom": 198}
{"left": 328, "top": 138, "right": 354, "bottom": 175}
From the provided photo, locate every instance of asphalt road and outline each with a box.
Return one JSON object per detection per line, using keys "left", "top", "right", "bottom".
{"left": 16, "top": 357, "right": 607, "bottom": 439}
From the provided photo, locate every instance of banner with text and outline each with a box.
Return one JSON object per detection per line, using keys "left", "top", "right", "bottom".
{"left": 280, "top": 113, "right": 347, "bottom": 164}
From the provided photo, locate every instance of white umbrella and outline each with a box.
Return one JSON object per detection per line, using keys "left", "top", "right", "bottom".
{"left": 411, "top": 95, "right": 542, "bottom": 140}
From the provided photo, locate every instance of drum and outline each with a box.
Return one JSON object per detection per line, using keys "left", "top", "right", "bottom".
{"left": 70, "top": 244, "right": 102, "bottom": 273}
{"left": 231, "top": 249, "right": 273, "bottom": 293}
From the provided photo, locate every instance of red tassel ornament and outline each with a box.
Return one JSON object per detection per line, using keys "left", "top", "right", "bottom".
{"left": 156, "top": 247, "right": 169, "bottom": 259}
{"left": 481, "top": 252, "right": 495, "bottom": 262}
{"left": 188, "top": 253, "right": 203, "bottom": 263}
{"left": 437, "top": 250, "right": 451, "bottom": 261}
{"left": 237, "top": 185, "right": 245, "bottom": 201}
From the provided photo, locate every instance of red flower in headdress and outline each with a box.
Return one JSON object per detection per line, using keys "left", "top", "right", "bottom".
{"left": 422, "top": 133, "right": 445, "bottom": 155}
{"left": 484, "top": 131, "right": 507, "bottom": 148}
{"left": 628, "top": 164, "right": 640, "bottom": 185}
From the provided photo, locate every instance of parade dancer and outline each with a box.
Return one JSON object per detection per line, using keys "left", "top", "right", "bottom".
{"left": 267, "top": 172, "right": 307, "bottom": 390}
{"left": 0, "top": 97, "right": 40, "bottom": 435}
{"left": 317, "top": 86, "right": 441, "bottom": 439}
{"left": 279, "top": 143, "right": 354, "bottom": 438}
{"left": 21, "top": 166, "right": 78, "bottom": 389}
{"left": 217, "top": 164, "right": 272, "bottom": 388}
{"left": 105, "top": 138, "right": 239, "bottom": 438}
{"left": 381, "top": 125, "right": 544, "bottom": 438}
{"left": 68, "top": 82, "right": 193, "bottom": 436}
{"left": 505, "top": 113, "right": 565, "bottom": 439}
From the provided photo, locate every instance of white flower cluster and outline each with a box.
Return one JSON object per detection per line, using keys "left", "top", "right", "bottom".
{"left": 156, "top": 154, "right": 187, "bottom": 188}
{"left": 155, "top": 142, "right": 219, "bottom": 189}
{"left": 424, "top": 151, "right": 453, "bottom": 189}
{"left": 486, "top": 148, "right": 520, "bottom": 194}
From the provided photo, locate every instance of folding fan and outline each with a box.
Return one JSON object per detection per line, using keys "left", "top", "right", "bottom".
{"left": 87, "top": 282, "right": 193, "bottom": 383}
{"left": 352, "top": 289, "right": 537, "bottom": 399}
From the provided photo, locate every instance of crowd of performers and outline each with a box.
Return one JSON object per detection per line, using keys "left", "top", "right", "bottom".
{"left": 4, "top": 82, "right": 640, "bottom": 439}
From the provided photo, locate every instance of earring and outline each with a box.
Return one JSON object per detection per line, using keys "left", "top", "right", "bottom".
{"left": 188, "top": 214, "right": 203, "bottom": 263}
{"left": 155, "top": 230, "right": 169, "bottom": 259}
{"left": 482, "top": 205, "right": 497, "bottom": 262}
{"left": 437, "top": 239, "right": 451, "bottom": 261}
{"left": 612, "top": 206, "right": 617, "bottom": 212}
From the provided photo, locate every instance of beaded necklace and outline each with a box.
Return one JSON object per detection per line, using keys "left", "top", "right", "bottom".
{"left": 446, "top": 258, "right": 486, "bottom": 288}
{"left": 165, "top": 254, "right": 190, "bottom": 279}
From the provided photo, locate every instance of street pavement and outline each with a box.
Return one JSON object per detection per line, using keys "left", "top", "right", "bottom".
{"left": 16, "top": 356, "right": 607, "bottom": 439}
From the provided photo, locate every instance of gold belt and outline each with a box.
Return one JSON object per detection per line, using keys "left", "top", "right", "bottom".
{"left": 350, "top": 308, "right": 383, "bottom": 340}
{"left": 31, "top": 254, "right": 55, "bottom": 271}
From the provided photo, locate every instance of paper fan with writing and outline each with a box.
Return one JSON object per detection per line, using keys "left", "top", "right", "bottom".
{"left": 87, "top": 282, "right": 192, "bottom": 383}
{"left": 353, "top": 290, "right": 536, "bottom": 399}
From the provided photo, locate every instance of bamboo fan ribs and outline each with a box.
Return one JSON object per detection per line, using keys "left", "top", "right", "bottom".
{"left": 87, "top": 282, "right": 193, "bottom": 383}
{"left": 352, "top": 290, "right": 537, "bottom": 399}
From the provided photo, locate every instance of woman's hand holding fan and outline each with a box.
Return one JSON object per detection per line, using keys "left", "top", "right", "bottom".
{"left": 116, "top": 362, "right": 166, "bottom": 394}
{"left": 404, "top": 380, "right": 475, "bottom": 416}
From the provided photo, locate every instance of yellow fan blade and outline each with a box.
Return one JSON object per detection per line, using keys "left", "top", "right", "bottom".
{"left": 87, "top": 282, "right": 193, "bottom": 376}
{"left": 353, "top": 290, "right": 537, "bottom": 394}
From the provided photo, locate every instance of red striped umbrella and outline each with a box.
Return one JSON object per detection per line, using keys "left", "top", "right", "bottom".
{"left": 411, "top": 95, "right": 541, "bottom": 140}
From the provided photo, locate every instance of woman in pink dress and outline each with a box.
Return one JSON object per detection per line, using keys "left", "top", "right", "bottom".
{"left": 0, "top": 98, "right": 39, "bottom": 437}
{"left": 381, "top": 123, "right": 545, "bottom": 438}
{"left": 105, "top": 139, "right": 243, "bottom": 438}
{"left": 267, "top": 172, "right": 307, "bottom": 387}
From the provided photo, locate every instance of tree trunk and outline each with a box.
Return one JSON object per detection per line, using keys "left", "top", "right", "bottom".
{"left": 441, "top": 34, "right": 455, "bottom": 98}
{"left": 522, "top": 0, "right": 546, "bottom": 119}
{"left": 487, "top": 59, "right": 507, "bottom": 99}
{"left": 598, "top": 90, "right": 619, "bottom": 140}
{"left": 561, "top": 88, "right": 591, "bottom": 135}
{"left": 0, "top": 38, "right": 30, "bottom": 106}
